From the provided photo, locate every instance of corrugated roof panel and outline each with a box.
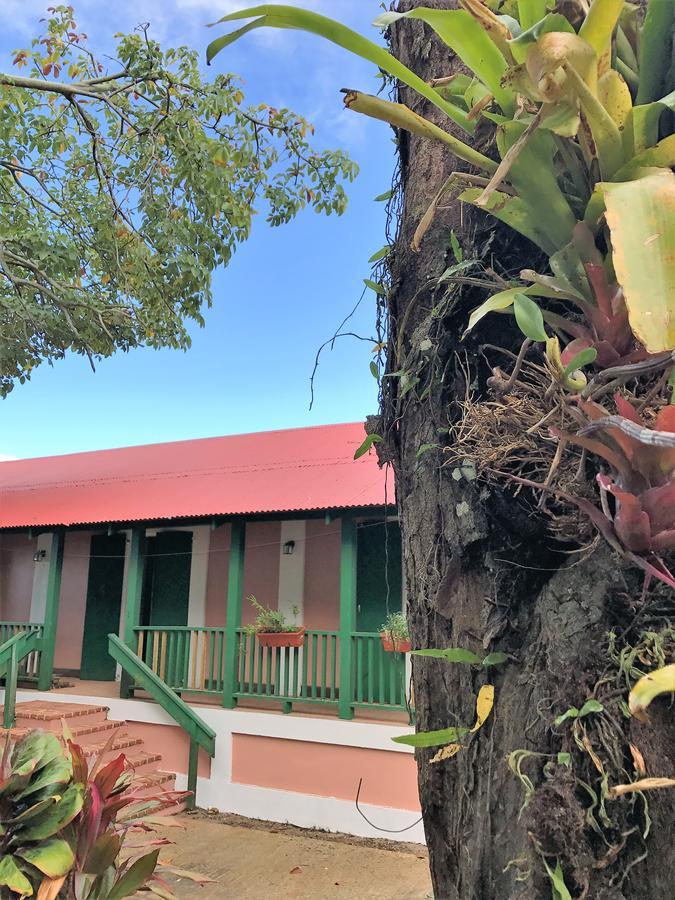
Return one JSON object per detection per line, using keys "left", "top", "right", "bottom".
{"left": 0, "top": 423, "right": 391, "bottom": 528}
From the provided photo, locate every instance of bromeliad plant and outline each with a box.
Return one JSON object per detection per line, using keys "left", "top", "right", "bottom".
{"left": 206, "top": 1, "right": 675, "bottom": 372}
{"left": 206, "top": 1, "right": 675, "bottom": 583}
{"left": 0, "top": 729, "right": 196, "bottom": 898}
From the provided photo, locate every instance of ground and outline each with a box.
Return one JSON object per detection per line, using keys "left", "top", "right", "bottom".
{"left": 156, "top": 811, "right": 432, "bottom": 898}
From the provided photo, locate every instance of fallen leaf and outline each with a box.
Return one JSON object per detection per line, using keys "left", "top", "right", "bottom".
{"left": 290, "top": 866, "right": 302, "bottom": 875}
{"left": 629, "top": 743, "right": 646, "bottom": 776}
{"left": 608, "top": 777, "right": 675, "bottom": 798}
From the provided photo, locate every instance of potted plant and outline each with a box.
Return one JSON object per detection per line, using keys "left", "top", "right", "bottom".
{"left": 245, "top": 595, "right": 305, "bottom": 648}
{"left": 379, "top": 612, "right": 411, "bottom": 653}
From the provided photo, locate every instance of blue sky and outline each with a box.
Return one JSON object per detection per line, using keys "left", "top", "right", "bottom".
{"left": 0, "top": 1, "right": 392, "bottom": 458}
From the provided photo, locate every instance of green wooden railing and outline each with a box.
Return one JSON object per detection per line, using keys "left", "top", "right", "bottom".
{"left": 233, "top": 628, "right": 339, "bottom": 709}
{"left": 108, "top": 634, "right": 216, "bottom": 808}
{"left": 351, "top": 632, "right": 408, "bottom": 710}
{"left": 130, "top": 625, "right": 409, "bottom": 715}
{"left": 0, "top": 622, "right": 43, "bottom": 682}
{"left": 0, "top": 629, "right": 43, "bottom": 728}
{"left": 133, "top": 627, "right": 226, "bottom": 694}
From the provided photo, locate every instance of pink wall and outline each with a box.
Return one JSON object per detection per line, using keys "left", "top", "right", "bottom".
{"left": 232, "top": 734, "right": 420, "bottom": 811}
{"left": 55, "top": 531, "right": 94, "bottom": 670}
{"left": 125, "top": 720, "right": 211, "bottom": 777}
{"left": 303, "top": 519, "right": 341, "bottom": 631}
{"left": 205, "top": 521, "right": 282, "bottom": 627}
{"left": 0, "top": 533, "right": 35, "bottom": 621}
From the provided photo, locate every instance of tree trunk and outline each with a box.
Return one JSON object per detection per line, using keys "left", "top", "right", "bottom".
{"left": 382, "top": 3, "right": 674, "bottom": 898}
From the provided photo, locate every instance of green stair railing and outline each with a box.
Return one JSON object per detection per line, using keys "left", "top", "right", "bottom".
{"left": 108, "top": 634, "right": 216, "bottom": 808}
{"left": 0, "top": 629, "right": 43, "bottom": 728}
{"left": 0, "top": 622, "right": 43, "bottom": 682}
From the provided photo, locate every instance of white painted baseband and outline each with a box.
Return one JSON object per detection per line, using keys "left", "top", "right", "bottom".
{"left": 173, "top": 774, "right": 425, "bottom": 843}
{"left": 5, "top": 689, "right": 424, "bottom": 844}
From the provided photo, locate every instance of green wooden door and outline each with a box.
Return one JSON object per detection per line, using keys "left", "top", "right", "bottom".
{"left": 356, "top": 522, "right": 403, "bottom": 703}
{"left": 356, "top": 521, "right": 402, "bottom": 632}
{"left": 142, "top": 531, "right": 192, "bottom": 627}
{"left": 80, "top": 533, "right": 126, "bottom": 681}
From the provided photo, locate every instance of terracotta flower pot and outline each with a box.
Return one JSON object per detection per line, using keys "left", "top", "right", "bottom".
{"left": 380, "top": 633, "right": 411, "bottom": 653}
{"left": 256, "top": 627, "right": 305, "bottom": 648}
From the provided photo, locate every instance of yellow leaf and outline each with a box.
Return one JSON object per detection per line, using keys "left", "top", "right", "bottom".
{"left": 471, "top": 684, "right": 494, "bottom": 732}
{"left": 629, "top": 743, "right": 646, "bottom": 776}
{"left": 428, "top": 684, "right": 494, "bottom": 764}
{"left": 598, "top": 69, "right": 632, "bottom": 129}
{"left": 628, "top": 663, "right": 675, "bottom": 721}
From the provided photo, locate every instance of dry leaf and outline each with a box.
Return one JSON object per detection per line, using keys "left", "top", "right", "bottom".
{"left": 290, "top": 866, "right": 303, "bottom": 875}
{"left": 629, "top": 743, "right": 646, "bottom": 776}
{"left": 608, "top": 777, "right": 675, "bottom": 798}
{"left": 430, "top": 743, "right": 462, "bottom": 764}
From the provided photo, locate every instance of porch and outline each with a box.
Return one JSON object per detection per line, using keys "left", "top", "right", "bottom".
{"left": 0, "top": 513, "right": 410, "bottom": 721}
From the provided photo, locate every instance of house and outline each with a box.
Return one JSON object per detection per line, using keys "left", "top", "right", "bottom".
{"left": 0, "top": 423, "right": 423, "bottom": 841}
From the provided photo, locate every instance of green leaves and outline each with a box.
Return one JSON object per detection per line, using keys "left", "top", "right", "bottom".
{"left": 353, "top": 433, "right": 382, "bottom": 460}
{"left": 106, "top": 849, "right": 160, "bottom": 900}
{"left": 554, "top": 698, "right": 604, "bottom": 726}
{"left": 373, "top": 7, "right": 514, "bottom": 114}
{"left": 412, "top": 647, "right": 508, "bottom": 667}
{"left": 206, "top": 5, "right": 472, "bottom": 130}
{"left": 393, "top": 725, "right": 471, "bottom": 748}
{"left": 514, "top": 293, "right": 547, "bottom": 341}
{"left": 0, "top": 8, "right": 356, "bottom": 396}
{"left": 0, "top": 855, "right": 32, "bottom": 895}
{"left": 18, "top": 837, "right": 74, "bottom": 878}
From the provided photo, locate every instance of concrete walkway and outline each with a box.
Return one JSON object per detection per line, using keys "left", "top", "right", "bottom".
{"left": 156, "top": 812, "right": 432, "bottom": 899}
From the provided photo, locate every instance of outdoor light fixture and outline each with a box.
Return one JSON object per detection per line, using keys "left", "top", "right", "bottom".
{"left": 282, "top": 540, "right": 296, "bottom": 555}
{"left": 33, "top": 549, "right": 46, "bottom": 562}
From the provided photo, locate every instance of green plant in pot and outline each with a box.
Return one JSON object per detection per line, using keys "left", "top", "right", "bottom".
{"left": 245, "top": 596, "right": 305, "bottom": 648}
{"left": 379, "top": 612, "right": 411, "bottom": 653}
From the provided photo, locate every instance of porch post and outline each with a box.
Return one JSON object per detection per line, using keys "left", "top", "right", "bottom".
{"left": 338, "top": 516, "right": 357, "bottom": 720}
{"left": 222, "top": 519, "right": 246, "bottom": 708}
{"left": 37, "top": 530, "right": 64, "bottom": 691}
{"left": 120, "top": 526, "right": 145, "bottom": 698}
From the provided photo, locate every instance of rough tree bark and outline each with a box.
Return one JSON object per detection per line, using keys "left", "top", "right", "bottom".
{"left": 381, "top": 3, "right": 674, "bottom": 898}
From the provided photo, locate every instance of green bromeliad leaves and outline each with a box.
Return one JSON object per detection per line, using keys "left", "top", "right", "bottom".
{"left": 373, "top": 7, "right": 514, "bottom": 114}
{"left": 206, "top": 5, "right": 472, "bottom": 130}
{"left": 601, "top": 172, "right": 675, "bottom": 352}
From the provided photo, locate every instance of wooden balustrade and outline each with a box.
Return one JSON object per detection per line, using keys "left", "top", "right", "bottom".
{"left": 134, "top": 627, "right": 226, "bottom": 694}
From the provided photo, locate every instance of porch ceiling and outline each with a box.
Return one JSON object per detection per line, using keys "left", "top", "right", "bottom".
{"left": 0, "top": 423, "right": 391, "bottom": 529}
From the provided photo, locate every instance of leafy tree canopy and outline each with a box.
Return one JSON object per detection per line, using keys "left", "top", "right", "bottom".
{"left": 0, "top": 5, "right": 356, "bottom": 394}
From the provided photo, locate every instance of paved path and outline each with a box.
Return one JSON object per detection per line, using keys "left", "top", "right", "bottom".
{"left": 156, "top": 813, "right": 432, "bottom": 899}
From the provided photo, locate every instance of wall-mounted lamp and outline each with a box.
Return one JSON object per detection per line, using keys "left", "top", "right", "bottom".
{"left": 282, "top": 540, "right": 296, "bottom": 556}
{"left": 33, "top": 549, "right": 46, "bottom": 562}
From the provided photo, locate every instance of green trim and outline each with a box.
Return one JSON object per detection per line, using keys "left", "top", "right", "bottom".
{"left": 108, "top": 634, "right": 215, "bottom": 757}
{"left": 222, "top": 520, "right": 246, "bottom": 708}
{"left": 121, "top": 527, "right": 145, "bottom": 698}
{"left": 38, "top": 532, "right": 64, "bottom": 691}
{"left": 0, "top": 630, "right": 42, "bottom": 727}
{"left": 187, "top": 738, "right": 198, "bottom": 810}
{"left": 338, "top": 517, "right": 357, "bottom": 720}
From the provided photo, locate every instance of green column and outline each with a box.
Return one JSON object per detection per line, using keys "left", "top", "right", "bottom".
{"left": 38, "top": 531, "right": 64, "bottom": 691}
{"left": 338, "top": 516, "right": 357, "bottom": 720}
{"left": 120, "top": 526, "right": 145, "bottom": 698}
{"left": 222, "top": 520, "right": 246, "bottom": 708}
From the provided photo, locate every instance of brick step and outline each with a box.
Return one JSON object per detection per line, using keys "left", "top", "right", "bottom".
{"left": 10, "top": 702, "right": 109, "bottom": 730}
{"left": 1, "top": 700, "right": 183, "bottom": 817}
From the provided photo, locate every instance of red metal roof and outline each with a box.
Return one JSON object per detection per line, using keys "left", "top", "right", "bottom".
{"left": 0, "top": 423, "right": 392, "bottom": 529}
